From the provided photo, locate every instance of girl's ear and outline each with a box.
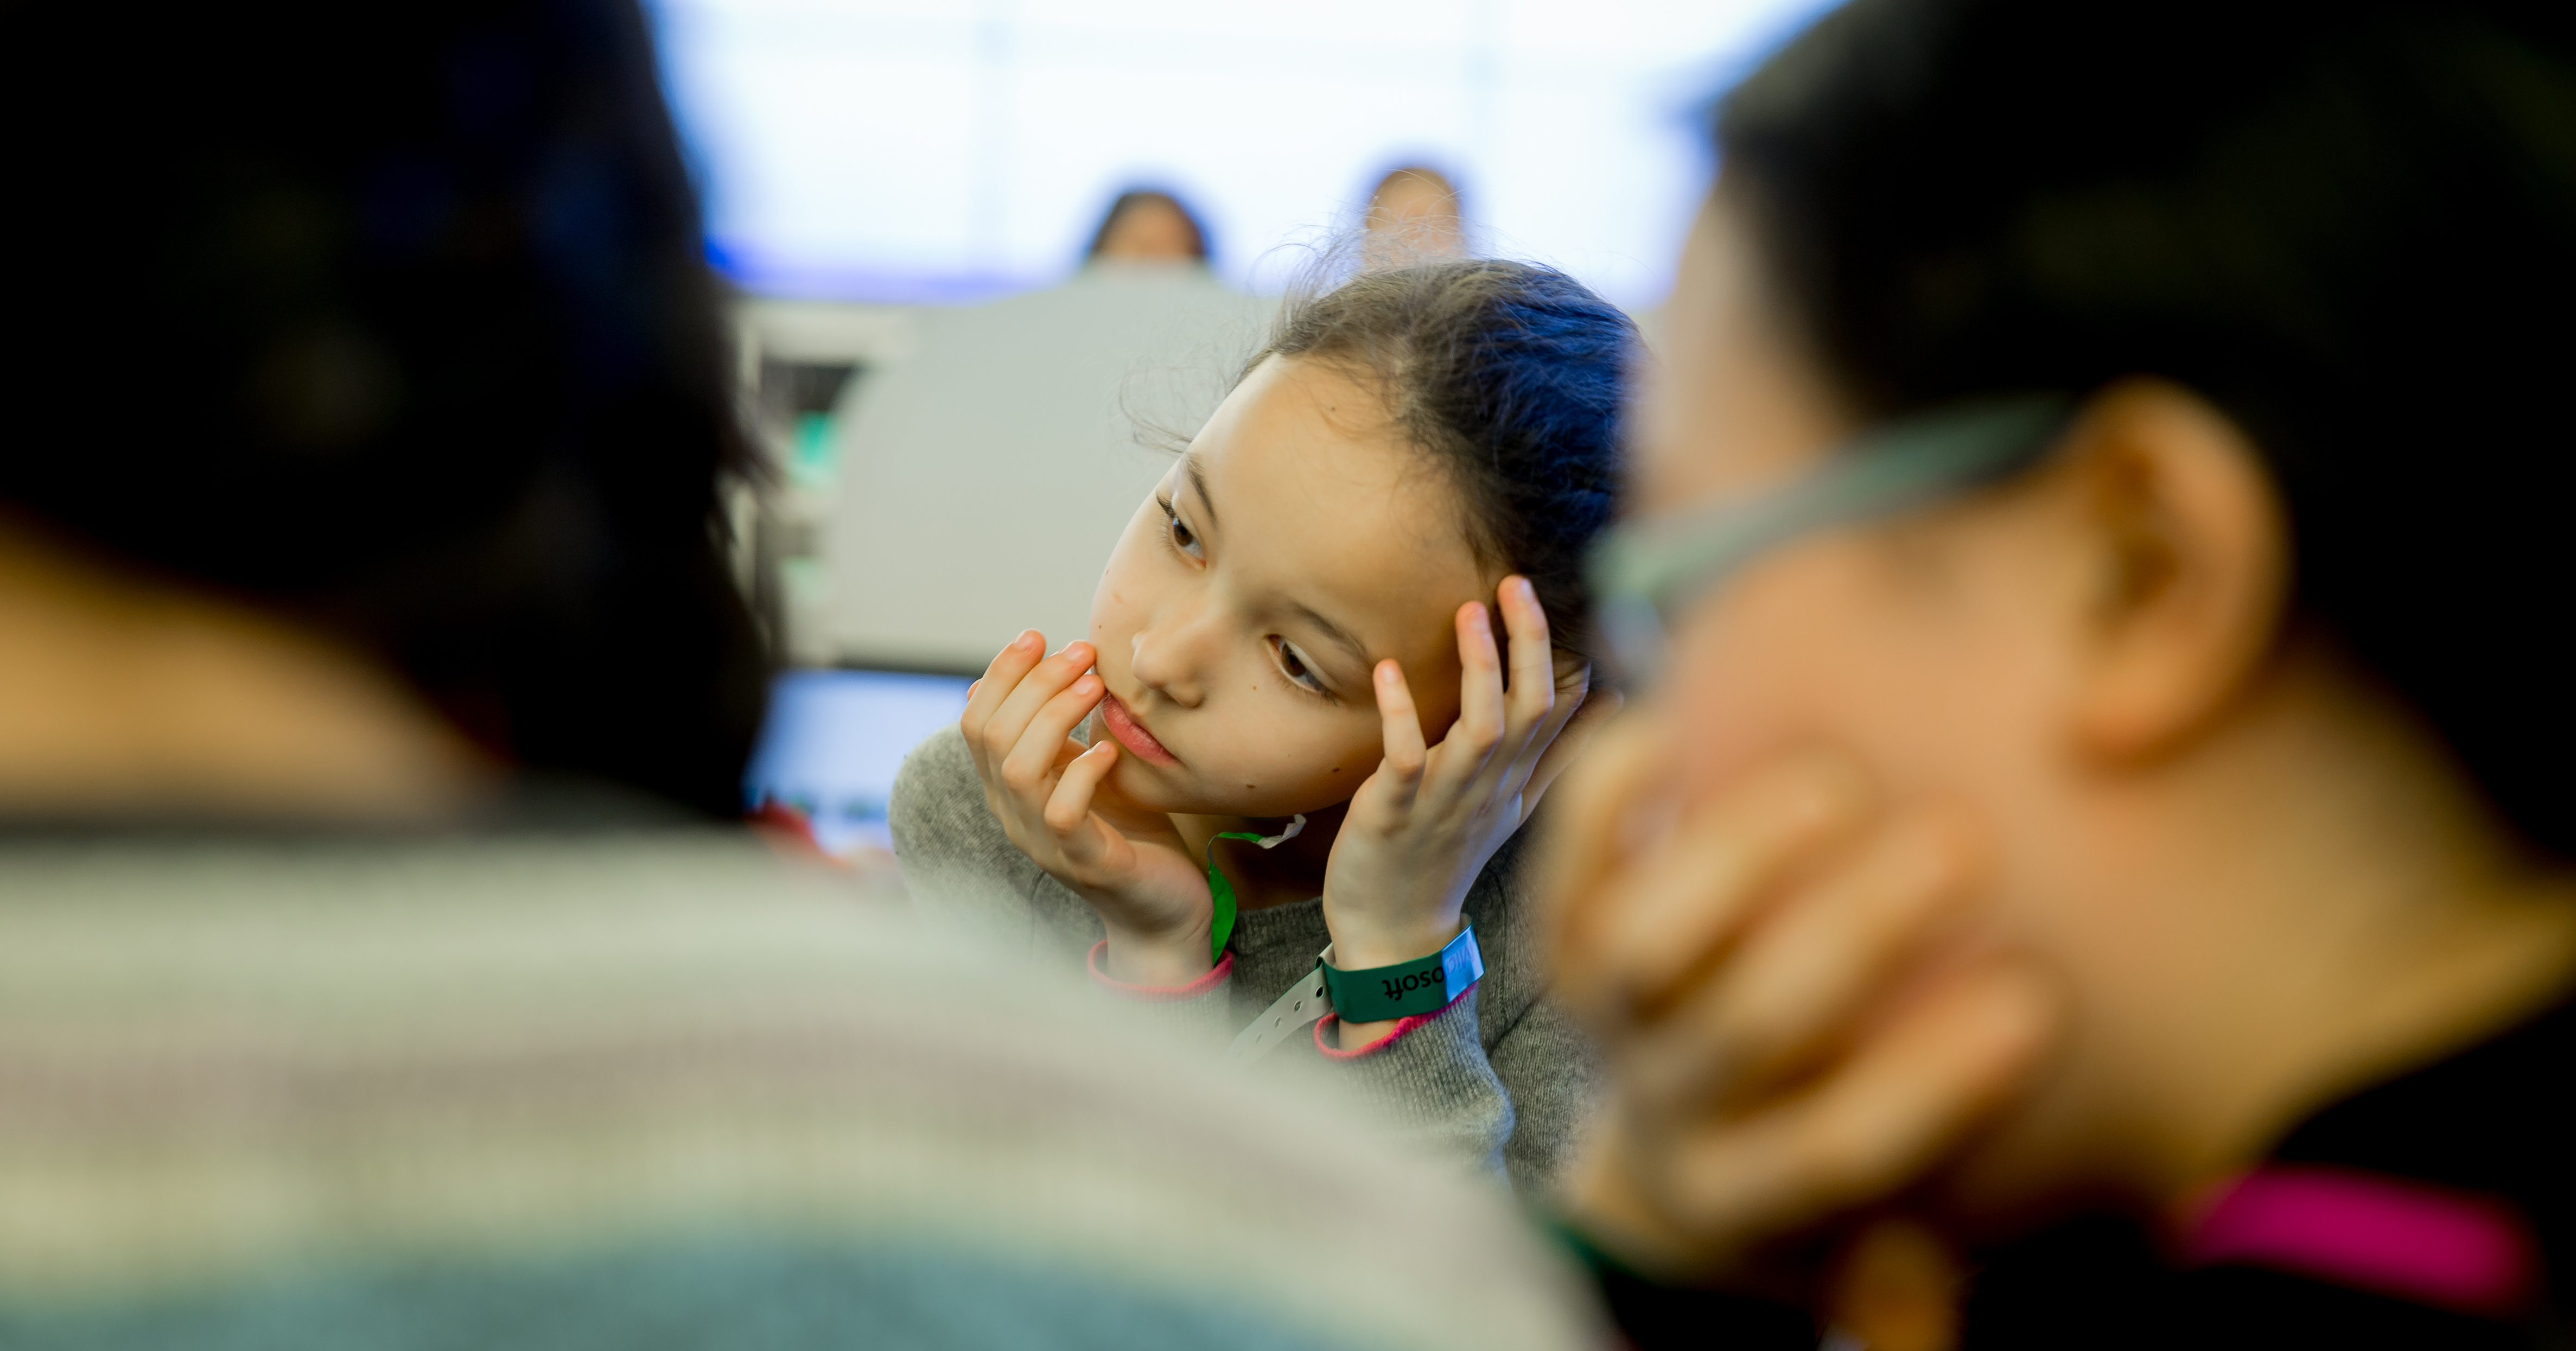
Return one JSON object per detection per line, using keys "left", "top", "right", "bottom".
{"left": 2051, "top": 379, "right": 2290, "bottom": 762}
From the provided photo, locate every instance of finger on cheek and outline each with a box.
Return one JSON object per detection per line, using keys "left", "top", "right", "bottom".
{"left": 1007, "top": 673, "right": 1103, "bottom": 778}
{"left": 1683, "top": 807, "right": 1981, "bottom": 1097}
{"left": 1046, "top": 741, "right": 1119, "bottom": 833}
{"left": 988, "top": 639, "right": 1097, "bottom": 751}
{"left": 967, "top": 630, "right": 1044, "bottom": 722}
{"left": 1459, "top": 602, "right": 1499, "bottom": 670}
{"left": 983, "top": 630, "right": 1042, "bottom": 687}
{"left": 1376, "top": 660, "right": 1429, "bottom": 779}
{"left": 1502, "top": 578, "right": 1555, "bottom": 722}
{"left": 1674, "top": 959, "right": 2055, "bottom": 1242}
{"left": 1044, "top": 672, "right": 1104, "bottom": 737}
{"left": 1591, "top": 750, "right": 1871, "bottom": 1015}
{"left": 1797, "top": 960, "right": 2057, "bottom": 1206}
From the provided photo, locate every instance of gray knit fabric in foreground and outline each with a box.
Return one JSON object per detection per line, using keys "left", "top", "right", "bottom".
{"left": 891, "top": 724, "right": 1604, "bottom": 1193}
{"left": 0, "top": 825, "right": 1606, "bottom": 1351}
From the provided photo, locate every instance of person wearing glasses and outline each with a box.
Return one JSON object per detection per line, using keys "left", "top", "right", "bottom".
{"left": 1548, "top": 0, "right": 2576, "bottom": 1346}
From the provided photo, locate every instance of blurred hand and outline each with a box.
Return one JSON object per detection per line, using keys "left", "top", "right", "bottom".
{"left": 1323, "top": 577, "right": 1619, "bottom": 978}
{"left": 1542, "top": 709, "right": 2058, "bottom": 1287}
{"left": 961, "top": 630, "right": 1212, "bottom": 984}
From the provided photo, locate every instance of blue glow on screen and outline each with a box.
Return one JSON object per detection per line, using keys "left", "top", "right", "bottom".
{"left": 645, "top": 0, "right": 1837, "bottom": 309}
{"left": 746, "top": 669, "right": 974, "bottom": 855}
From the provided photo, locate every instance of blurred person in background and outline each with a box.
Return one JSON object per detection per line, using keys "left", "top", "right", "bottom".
{"left": 1365, "top": 164, "right": 1470, "bottom": 260}
{"left": 1086, "top": 187, "right": 1214, "bottom": 266}
{"left": 1547, "top": 0, "right": 2576, "bottom": 1347}
{"left": 895, "top": 257, "right": 1631, "bottom": 1193}
{"left": 0, "top": 3, "right": 1606, "bottom": 1347}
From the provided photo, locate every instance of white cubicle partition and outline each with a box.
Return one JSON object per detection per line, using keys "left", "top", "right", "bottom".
{"left": 815, "top": 267, "right": 1274, "bottom": 671}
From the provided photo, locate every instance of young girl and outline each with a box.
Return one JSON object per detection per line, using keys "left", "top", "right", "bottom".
{"left": 891, "top": 258, "right": 1633, "bottom": 1190}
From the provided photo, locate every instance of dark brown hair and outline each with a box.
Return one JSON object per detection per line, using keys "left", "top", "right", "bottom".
{"left": 0, "top": 0, "right": 768, "bottom": 816}
{"left": 1718, "top": 0, "right": 2576, "bottom": 852}
{"left": 1086, "top": 189, "right": 1212, "bottom": 262}
{"left": 1245, "top": 258, "right": 1636, "bottom": 665}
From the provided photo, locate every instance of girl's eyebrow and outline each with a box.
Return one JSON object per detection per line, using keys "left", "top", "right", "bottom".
{"left": 1287, "top": 601, "right": 1372, "bottom": 672}
{"left": 1181, "top": 453, "right": 1220, "bottom": 533}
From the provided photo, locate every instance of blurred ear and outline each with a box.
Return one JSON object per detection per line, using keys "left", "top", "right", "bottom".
{"left": 2050, "top": 379, "right": 2290, "bottom": 761}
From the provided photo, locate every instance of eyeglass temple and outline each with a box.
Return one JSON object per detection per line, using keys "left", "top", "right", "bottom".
{"left": 1593, "top": 393, "right": 2077, "bottom": 680}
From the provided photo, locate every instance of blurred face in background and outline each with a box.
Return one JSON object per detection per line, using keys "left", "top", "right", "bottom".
{"left": 1093, "top": 197, "right": 1203, "bottom": 263}
{"left": 1366, "top": 169, "right": 1466, "bottom": 259}
{"left": 1085, "top": 355, "right": 1487, "bottom": 819}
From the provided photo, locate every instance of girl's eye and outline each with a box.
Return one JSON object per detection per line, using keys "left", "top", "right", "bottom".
{"left": 1273, "top": 638, "right": 1329, "bottom": 696}
{"left": 1157, "top": 494, "right": 1202, "bottom": 559}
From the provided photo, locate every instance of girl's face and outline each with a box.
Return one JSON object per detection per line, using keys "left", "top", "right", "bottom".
{"left": 1086, "top": 354, "right": 1492, "bottom": 818}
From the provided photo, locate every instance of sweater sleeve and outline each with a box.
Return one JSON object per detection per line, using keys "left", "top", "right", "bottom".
{"left": 889, "top": 724, "right": 1104, "bottom": 962}
{"left": 1319, "top": 993, "right": 1513, "bottom": 1178}
{"left": 1084, "top": 941, "right": 1239, "bottom": 1046}
{"left": 1311, "top": 840, "right": 1606, "bottom": 1193}
{"left": 890, "top": 725, "right": 1239, "bottom": 1043}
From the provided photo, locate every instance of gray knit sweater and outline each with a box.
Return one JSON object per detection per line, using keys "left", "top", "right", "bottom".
{"left": 890, "top": 724, "right": 1602, "bottom": 1194}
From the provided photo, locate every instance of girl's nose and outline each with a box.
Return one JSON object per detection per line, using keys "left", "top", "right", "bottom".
{"left": 1128, "top": 612, "right": 1213, "bottom": 709}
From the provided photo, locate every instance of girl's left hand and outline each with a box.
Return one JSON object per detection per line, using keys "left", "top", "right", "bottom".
{"left": 1321, "top": 575, "right": 1621, "bottom": 974}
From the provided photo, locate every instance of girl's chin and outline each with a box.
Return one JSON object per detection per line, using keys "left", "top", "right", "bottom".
{"left": 1103, "top": 756, "right": 1193, "bottom": 812}
{"left": 1104, "top": 760, "right": 1293, "bottom": 820}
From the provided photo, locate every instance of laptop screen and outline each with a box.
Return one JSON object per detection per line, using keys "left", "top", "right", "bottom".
{"left": 743, "top": 668, "right": 974, "bottom": 857}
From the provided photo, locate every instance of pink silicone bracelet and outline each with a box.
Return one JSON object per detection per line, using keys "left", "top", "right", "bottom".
{"left": 1086, "top": 940, "right": 1231, "bottom": 1001}
{"left": 1314, "top": 984, "right": 1474, "bottom": 1061}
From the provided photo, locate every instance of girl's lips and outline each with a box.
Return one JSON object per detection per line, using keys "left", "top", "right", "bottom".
{"left": 1099, "top": 692, "right": 1181, "bottom": 766}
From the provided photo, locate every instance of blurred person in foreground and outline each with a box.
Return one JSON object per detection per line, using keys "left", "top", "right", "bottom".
{"left": 0, "top": 5, "right": 1598, "bottom": 1348}
{"left": 1366, "top": 165, "right": 1470, "bottom": 262}
{"left": 1087, "top": 187, "right": 1214, "bottom": 266}
{"left": 1547, "top": 0, "right": 2576, "bottom": 1347}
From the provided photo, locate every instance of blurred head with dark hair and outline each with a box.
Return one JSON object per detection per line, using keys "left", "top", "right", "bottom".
{"left": 1086, "top": 189, "right": 1212, "bottom": 265}
{"left": 0, "top": 0, "right": 767, "bottom": 818}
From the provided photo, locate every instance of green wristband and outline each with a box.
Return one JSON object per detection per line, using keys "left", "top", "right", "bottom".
{"left": 1320, "top": 924, "right": 1484, "bottom": 1023}
{"left": 1201, "top": 831, "right": 1261, "bottom": 966}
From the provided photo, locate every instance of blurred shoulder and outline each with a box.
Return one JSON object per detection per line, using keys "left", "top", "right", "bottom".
{"left": 0, "top": 827, "right": 1601, "bottom": 1351}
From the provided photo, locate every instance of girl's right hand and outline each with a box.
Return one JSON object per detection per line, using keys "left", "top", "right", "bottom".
{"left": 962, "top": 631, "right": 1216, "bottom": 984}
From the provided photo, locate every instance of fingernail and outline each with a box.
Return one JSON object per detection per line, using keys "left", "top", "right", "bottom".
{"left": 1073, "top": 674, "right": 1100, "bottom": 694}
{"left": 1013, "top": 630, "right": 1039, "bottom": 651}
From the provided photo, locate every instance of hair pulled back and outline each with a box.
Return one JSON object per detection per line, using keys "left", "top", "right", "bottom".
{"left": 1244, "top": 258, "right": 1636, "bottom": 666}
{"left": 1718, "top": 0, "right": 2576, "bottom": 855}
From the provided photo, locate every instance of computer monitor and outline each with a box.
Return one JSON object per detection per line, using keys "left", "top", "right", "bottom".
{"left": 744, "top": 668, "right": 975, "bottom": 857}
